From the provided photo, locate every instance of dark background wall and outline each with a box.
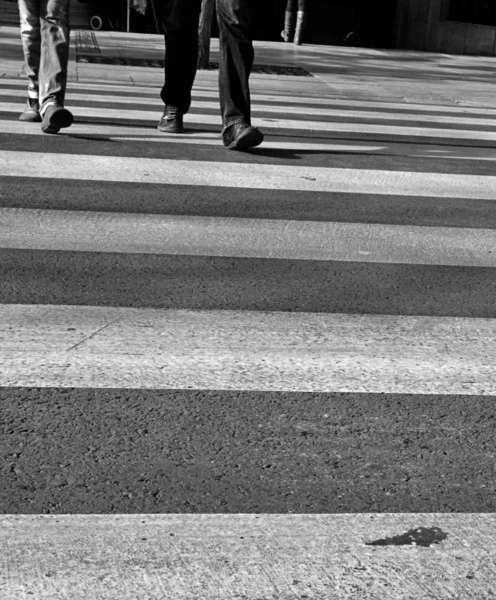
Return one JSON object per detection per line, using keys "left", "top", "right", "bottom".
{"left": 448, "top": 0, "right": 496, "bottom": 27}
{"left": 74, "top": 0, "right": 399, "bottom": 49}
{"left": 0, "top": 0, "right": 399, "bottom": 49}
{"left": 252, "top": 0, "right": 398, "bottom": 48}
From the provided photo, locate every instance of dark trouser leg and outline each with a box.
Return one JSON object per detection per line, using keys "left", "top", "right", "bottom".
{"left": 18, "top": 0, "right": 42, "bottom": 102}
{"left": 161, "top": 0, "right": 202, "bottom": 114}
{"left": 216, "top": 0, "right": 255, "bottom": 130}
{"left": 39, "top": 0, "right": 71, "bottom": 110}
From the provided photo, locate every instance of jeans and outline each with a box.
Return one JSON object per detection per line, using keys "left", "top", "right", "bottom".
{"left": 161, "top": 0, "right": 255, "bottom": 130}
{"left": 286, "top": 0, "right": 307, "bottom": 11}
{"left": 17, "top": 0, "right": 70, "bottom": 109}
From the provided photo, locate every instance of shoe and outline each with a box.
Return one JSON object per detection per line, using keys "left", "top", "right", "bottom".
{"left": 157, "top": 105, "right": 184, "bottom": 133}
{"left": 19, "top": 99, "right": 42, "bottom": 123}
{"left": 41, "top": 103, "right": 73, "bottom": 134}
{"left": 222, "top": 121, "right": 264, "bottom": 151}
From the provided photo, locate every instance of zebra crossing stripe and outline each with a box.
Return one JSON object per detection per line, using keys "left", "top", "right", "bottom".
{"left": 6, "top": 74, "right": 496, "bottom": 115}
{"left": 0, "top": 120, "right": 388, "bottom": 152}
{"left": 1, "top": 151, "right": 495, "bottom": 198}
{"left": 4, "top": 120, "right": 496, "bottom": 161}
{"left": 3, "top": 98, "right": 496, "bottom": 141}
{"left": 7, "top": 75, "right": 496, "bottom": 116}
{"left": 5, "top": 88, "right": 496, "bottom": 127}
{"left": 1, "top": 514, "right": 495, "bottom": 599}
{"left": 2, "top": 305, "right": 495, "bottom": 393}
{"left": 1, "top": 207, "right": 495, "bottom": 267}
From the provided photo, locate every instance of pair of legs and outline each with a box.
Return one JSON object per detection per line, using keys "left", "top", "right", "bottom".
{"left": 159, "top": 0, "right": 263, "bottom": 149}
{"left": 281, "top": 0, "right": 308, "bottom": 45}
{"left": 17, "top": 0, "right": 73, "bottom": 133}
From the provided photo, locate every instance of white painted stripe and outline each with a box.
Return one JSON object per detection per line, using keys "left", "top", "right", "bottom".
{"left": 5, "top": 90, "right": 496, "bottom": 126}
{"left": 4, "top": 119, "right": 496, "bottom": 161}
{"left": 1, "top": 151, "right": 494, "bottom": 199}
{"left": 2, "top": 305, "right": 495, "bottom": 393}
{"left": 1, "top": 514, "right": 495, "bottom": 600}
{"left": 5, "top": 77, "right": 496, "bottom": 114}
{"left": 4, "top": 77, "right": 496, "bottom": 117}
{"left": 2, "top": 207, "right": 495, "bottom": 267}
{"left": 0, "top": 119, "right": 384, "bottom": 150}
{"left": 2, "top": 102, "right": 496, "bottom": 140}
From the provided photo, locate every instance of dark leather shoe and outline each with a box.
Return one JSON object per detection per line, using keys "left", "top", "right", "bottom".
{"left": 157, "top": 105, "right": 184, "bottom": 133}
{"left": 19, "top": 99, "right": 42, "bottom": 123}
{"left": 222, "top": 121, "right": 264, "bottom": 150}
{"left": 41, "top": 103, "right": 73, "bottom": 134}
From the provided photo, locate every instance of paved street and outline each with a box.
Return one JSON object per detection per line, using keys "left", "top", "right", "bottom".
{"left": 1, "top": 23, "right": 496, "bottom": 598}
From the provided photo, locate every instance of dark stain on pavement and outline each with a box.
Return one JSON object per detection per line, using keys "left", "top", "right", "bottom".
{"left": 366, "top": 527, "right": 448, "bottom": 547}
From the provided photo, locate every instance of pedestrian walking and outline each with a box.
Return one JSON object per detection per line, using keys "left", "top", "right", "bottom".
{"left": 16, "top": 0, "right": 74, "bottom": 133}
{"left": 158, "top": 0, "right": 263, "bottom": 151}
{"left": 281, "top": 0, "right": 307, "bottom": 45}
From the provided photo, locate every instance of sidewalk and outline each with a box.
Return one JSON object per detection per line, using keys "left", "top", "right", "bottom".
{"left": 1, "top": 24, "right": 496, "bottom": 109}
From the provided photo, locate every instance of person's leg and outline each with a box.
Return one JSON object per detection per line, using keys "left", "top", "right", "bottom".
{"left": 38, "top": 0, "right": 70, "bottom": 109}
{"left": 281, "top": 0, "right": 297, "bottom": 42}
{"left": 38, "top": 0, "right": 73, "bottom": 133}
{"left": 18, "top": 0, "right": 42, "bottom": 121}
{"left": 217, "top": 0, "right": 262, "bottom": 149}
{"left": 158, "top": 0, "right": 202, "bottom": 132}
{"left": 294, "top": 0, "right": 307, "bottom": 45}
{"left": 216, "top": 0, "right": 254, "bottom": 128}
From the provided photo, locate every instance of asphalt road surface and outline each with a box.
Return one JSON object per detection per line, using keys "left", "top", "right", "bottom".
{"left": 1, "top": 39, "right": 496, "bottom": 519}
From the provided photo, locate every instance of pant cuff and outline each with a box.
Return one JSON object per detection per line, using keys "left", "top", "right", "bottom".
{"left": 40, "top": 100, "right": 59, "bottom": 116}
{"left": 222, "top": 117, "right": 249, "bottom": 133}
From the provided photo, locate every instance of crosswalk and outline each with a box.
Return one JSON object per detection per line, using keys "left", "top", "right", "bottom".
{"left": 1, "top": 33, "right": 496, "bottom": 597}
